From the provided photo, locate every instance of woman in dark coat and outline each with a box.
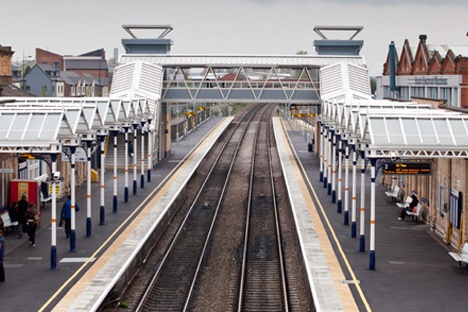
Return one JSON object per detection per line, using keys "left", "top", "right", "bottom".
{"left": 25, "top": 203, "right": 38, "bottom": 247}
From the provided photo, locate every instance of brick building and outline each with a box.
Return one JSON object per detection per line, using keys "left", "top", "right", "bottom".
{"left": 376, "top": 35, "right": 468, "bottom": 248}
{"left": 377, "top": 34, "right": 468, "bottom": 108}
{"left": 0, "top": 45, "right": 32, "bottom": 96}
{"left": 25, "top": 48, "right": 109, "bottom": 97}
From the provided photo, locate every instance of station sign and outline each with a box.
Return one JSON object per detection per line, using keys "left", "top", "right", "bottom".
{"left": 382, "top": 162, "right": 431, "bottom": 175}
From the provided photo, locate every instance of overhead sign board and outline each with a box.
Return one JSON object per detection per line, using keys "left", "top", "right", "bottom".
{"left": 383, "top": 162, "right": 431, "bottom": 175}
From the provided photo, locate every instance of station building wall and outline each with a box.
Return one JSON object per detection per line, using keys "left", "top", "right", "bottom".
{"left": 381, "top": 157, "right": 468, "bottom": 251}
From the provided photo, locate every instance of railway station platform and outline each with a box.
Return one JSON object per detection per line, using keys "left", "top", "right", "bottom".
{"left": 0, "top": 116, "right": 229, "bottom": 312}
{"left": 281, "top": 118, "right": 468, "bottom": 312}
{"left": 1, "top": 113, "right": 467, "bottom": 312}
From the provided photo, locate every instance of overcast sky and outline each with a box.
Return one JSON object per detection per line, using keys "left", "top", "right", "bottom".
{"left": 1, "top": 0, "right": 467, "bottom": 76}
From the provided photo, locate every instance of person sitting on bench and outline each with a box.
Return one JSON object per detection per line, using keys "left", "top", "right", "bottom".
{"left": 399, "top": 194, "right": 418, "bottom": 221}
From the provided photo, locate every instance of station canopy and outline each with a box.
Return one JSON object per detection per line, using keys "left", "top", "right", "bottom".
{"left": 0, "top": 60, "right": 163, "bottom": 153}
{"left": 319, "top": 62, "right": 468, "bottom": 160}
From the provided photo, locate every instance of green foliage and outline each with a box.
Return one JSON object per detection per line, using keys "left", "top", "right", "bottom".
{"left": 370, "top": 77, "right": 377, "bottom": 94}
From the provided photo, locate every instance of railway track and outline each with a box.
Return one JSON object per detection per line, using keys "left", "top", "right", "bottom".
{"left": 103, "top": 104, "right": 313, "bottom": 311}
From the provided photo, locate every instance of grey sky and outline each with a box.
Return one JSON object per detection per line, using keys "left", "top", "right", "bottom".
{"left": 1, "top": 0, "right": 467, "bottom": 76}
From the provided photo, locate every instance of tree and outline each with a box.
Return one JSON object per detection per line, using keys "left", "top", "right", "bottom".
{"left": 370, "top": 77, "right": 377, "bottom": 95}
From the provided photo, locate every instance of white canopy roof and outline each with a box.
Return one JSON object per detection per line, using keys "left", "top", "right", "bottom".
{"left": 320, "top": 97, "right": 468, "bottom": 159}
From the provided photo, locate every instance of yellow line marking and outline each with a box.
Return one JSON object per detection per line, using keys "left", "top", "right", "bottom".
{"left": 42, "top": 118, "right": 232, "bottom": 312}
{"left": 280, "top": 119, "right": 371, "bottom": 312}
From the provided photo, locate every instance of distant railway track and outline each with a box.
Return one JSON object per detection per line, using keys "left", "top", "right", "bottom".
{"left": 102, "top": 104, "right": 313, "bottom": 311}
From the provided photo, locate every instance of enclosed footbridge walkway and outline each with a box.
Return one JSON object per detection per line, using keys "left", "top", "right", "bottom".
{"left": 318, "top": 61, "right": 468, "bottom": 272}
{"left": 120, "top": 54, "right": 366, "bottom": 104}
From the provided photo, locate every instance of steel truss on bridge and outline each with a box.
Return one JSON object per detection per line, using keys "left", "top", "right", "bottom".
{"left": 119, "top": 54, "right": 366, "bottom": 104}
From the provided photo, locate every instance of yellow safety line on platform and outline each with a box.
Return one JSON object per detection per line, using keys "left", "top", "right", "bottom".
{"left": 280, "top": 118, "right": 371, "bottom": 312}
{"left": 41, "top": 118, "right": 231, "bottom": 312}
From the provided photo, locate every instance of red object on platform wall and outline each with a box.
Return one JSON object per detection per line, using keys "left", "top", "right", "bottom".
{"left": 10, "top": 179, "right": 40, "bottom": 214}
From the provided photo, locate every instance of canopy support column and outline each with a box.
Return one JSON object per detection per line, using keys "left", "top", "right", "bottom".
{"left": 50, "top": 153, "right": 58, "bottom": 269}
{"left": 337, "top": 134, "right": 343, "bottom": 213}
{"left": 351, "top": 143, "right": 358, "bottom": 238}
{"left": 331, "top": 129, "right": 337, "bottom": 202}
{"left": 97, "top": 129, "right": 107, "bottom": 225}
{"left": 70, "top": 146, "right": 77, "bottom": 253}
{"left": 343, "top": 140, "right": 350, "bottom": 225}
{"left": 110, "top": 126, "right": 120, "bottom": 213}
{"left": 319, "top": 121, "right": 324, "bottom": 182}
{"left": 123, "top": 124, "right": 130, "bottom": 203}
{"left": 132, "top": 121, "right": 139, "bottom": 195}
{"left": 140, "top": 120, "right": 146, "bottom": 188}
{"left": 359, "top": 149, "right": 367, "bottom": 252}
{"left": 369, "top": 158, "right": 377, "bottom": 270}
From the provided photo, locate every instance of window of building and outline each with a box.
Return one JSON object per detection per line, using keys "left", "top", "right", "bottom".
{"left": 452, "top": 88, "right": 458, "bottom": 107}
{"left": 442, "top": 87, "right": 452, "bottom": 106}
{"left": 400, "top": 87, "right": 409, "bottom": 100}
{"left": 383, "top": 86, "right": 390, "bottom": 98}
{"left": 450, "top": 189, "right": 462, "bottom": 229}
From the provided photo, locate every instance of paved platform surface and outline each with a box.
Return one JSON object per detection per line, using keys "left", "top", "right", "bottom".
{"left": 284, "top": 122, "right": 468, "bottom": 312}
{"left": 1, "top": 115, "right": 467, "bottom": 312}
{"left": 0, "top": 117, "right": 223, "bottom": 312}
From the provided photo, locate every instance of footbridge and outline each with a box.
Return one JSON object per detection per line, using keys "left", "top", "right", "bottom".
{"left": 119, "top": 53, "right": 366, "bottom": 104}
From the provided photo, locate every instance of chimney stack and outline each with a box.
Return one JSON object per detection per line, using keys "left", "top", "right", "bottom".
{"left": 0, "top": 45, "right": 14, "bottom": 84}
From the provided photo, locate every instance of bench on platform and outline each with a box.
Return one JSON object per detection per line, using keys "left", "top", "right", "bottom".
{"left": 385, "top": 185, "right": 400, "bottom": 203}
{"left": 1, "top": 211, "right": 18, "bottom": 234}
{"left": 449, "top": 243, "right": 468, "bottom": 272}
{"left": 396, "top": 196, "right": 412, "bottom": 209}
{"left": 406, "top": 203, "right": 422, "bottom": 221}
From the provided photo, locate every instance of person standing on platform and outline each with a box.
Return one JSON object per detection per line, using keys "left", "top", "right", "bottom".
{"left": 61, "top": 195, "right": 79, "bottom": 238}
{"left": 17, "top": 195, "right": 28, "bottom": 239}
{"left": 25, "top": 203, "right": 38, "bottom": 247}
{"left": 0, "top": 228, "right": 5, "bottom": 282}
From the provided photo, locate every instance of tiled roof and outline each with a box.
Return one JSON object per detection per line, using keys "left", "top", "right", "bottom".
{"left": 64, "top": 59, "right": 108, "bottom": 70}
{"left": 0, "top": 84, "right": 33, "bottom": 97}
